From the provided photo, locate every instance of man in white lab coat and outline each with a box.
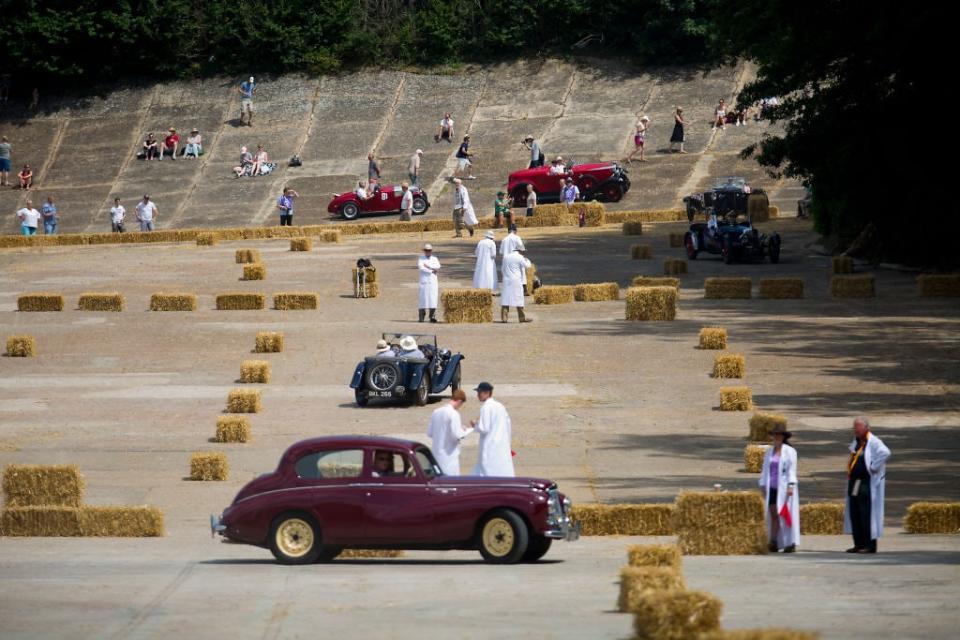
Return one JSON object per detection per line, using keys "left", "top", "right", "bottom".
{"left": 500, "top": 242, "right": 532, "bottom": 323}
{"left": 470, "top": 382, "right": 514, "bottom": 477}
{"left": 499, "top": 224, "right": 523, "bottom": 258}
{"left": 472, "top": 230, "right": 498, "bottom": 291}
{"left": 843, "top": 416, "right": 891, "bottom": 554}
{"left": 426, "top": 389, "right": 471, "bottom": 475}
{"left": 417, "top": 243, "right": 441, "bottom": 323}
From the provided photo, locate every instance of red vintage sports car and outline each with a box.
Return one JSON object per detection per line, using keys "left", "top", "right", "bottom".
{"left": 506, "top": 161, "right": 630, "bottom": 207}
{"left": 211, "top": 435, "right": 579, "bottom": 564}
{"left": 327, "top": 184, "right": 430, "bottom": 220}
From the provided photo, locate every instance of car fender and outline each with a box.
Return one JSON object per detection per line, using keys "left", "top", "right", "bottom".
{"left": 349, "top": 362, "right": 365, "bottom": 389}
{"left": 408, "top": 363, "right": 427, "bottom": 390}
{"left": 686, "top": 230, "right": 699, "bottom": 251}
{"left": 433, "top": 354, "right": 465, "bottom": 390}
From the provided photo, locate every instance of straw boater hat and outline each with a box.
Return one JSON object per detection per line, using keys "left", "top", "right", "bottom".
{"left": 484, "top": 230, "right": 495, "bottom": 239}
{"left": 191, "top": 128, "right": 199, "bottom": 133}
{"left": 771, "top": 424, "right": 793, "bottom": 440}
{"left": 423, "top": 243, "right": 433, "bottom": 251}
{"left": 376, "top": 339, "right": 391, "bottom": 353}
{"left": 640, "top": 115, "right": 650, "bottom": 123}
{"left": 399, "top": 336, "right": 418, "bottom": 351}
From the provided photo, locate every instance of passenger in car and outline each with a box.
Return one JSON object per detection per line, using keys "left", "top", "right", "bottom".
{"left": 398, "top": 335, "right": 425, "bottom": 359}
{"left": 373, "top": 339, "right": 394, "bottom": 358}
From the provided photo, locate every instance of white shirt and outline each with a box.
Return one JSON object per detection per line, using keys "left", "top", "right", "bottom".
{"left": 500, "top": 251, "right": 531, "bottom": 308}
{"left": 440, "top": 117, "right": 454, "bottom": 130}
{"left": 472, "top": 397, "right": 515, "bottom": 477}
{"left": 526, "top": 191, "right": 537, "bottom": 208}
{"left": 355, "top": 187, "right": 368, "bottom": 199}
{"left": 17, "top": 208, "right": 41, "bottom": 227}
{"left": 500, "top": 232, "right": 522, "bottom": 257}
{"left": 427, "top": 403, "right": 470, "bottom": 476}
{"left": 400, "top": 190, "right": 414, "bottom": 211}
{"left": 110, "top": 205, "right": 125, "bottom": 224}
{"left": 136, "top": 201, "right": 157, "bottom": 221}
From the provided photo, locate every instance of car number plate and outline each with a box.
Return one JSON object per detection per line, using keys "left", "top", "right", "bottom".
{"left": 369, "top": 391, "right": 393, "bottom": 398}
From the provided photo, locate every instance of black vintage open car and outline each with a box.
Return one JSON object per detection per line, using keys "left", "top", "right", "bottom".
{"left": 684, "top": 210, "right": 781, "bottom": 264}
{"left": 683, "top": 177, "right": 768, "bottom": 222}
{"left": 350, "top": 333, "right": 464, "bottom": 407}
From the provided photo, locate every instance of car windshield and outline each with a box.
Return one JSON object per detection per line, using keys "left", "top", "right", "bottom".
{"left": 415, "top": 447, "right": 443, "bottom": 479}
{"left": 382, "top": 332, "right": 437, "bottom": 348}
{"left": 714, "top": 176, "right": 747, "bottom": 191}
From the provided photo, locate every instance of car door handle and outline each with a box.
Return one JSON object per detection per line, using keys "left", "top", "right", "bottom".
{"left": 349, "top": 482, "right": 384, "bottom": 488}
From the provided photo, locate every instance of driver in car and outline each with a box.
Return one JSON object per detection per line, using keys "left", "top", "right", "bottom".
{"left": 355, "top": 180, "right": 374, "bottom": 201}
{"left": 372, "top": 450, "right": 398, "bottom": 477}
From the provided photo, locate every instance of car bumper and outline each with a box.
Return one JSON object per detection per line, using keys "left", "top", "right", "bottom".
{"left": 210, "top": 513, "right": 226, "bottom": 538}
{"left": 544, "top": 515, "right": 581, "bottom": 541}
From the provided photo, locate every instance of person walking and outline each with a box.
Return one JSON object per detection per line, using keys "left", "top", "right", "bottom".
{"left": 499, "top": 223, "right": 523, "bottom": 257}
{"left": 627, "top": 116, "right": 649, "bottom": 163}
{"left": 759, "top": 424, "right": 800, "bottom": 553}
{"left": 426, "top": 389, "right": 472, "bottom": 475}
{"left": 670, "top": 107, "right": 687, "bottom": 153}
{"left": 843, "top": 416, "right": 891, "bottom": 554}
{"left": 40, "top": 196, "right": 58, "bottom": 234}
{"left": 454, "top": 134, "right": 475, "bottom": 179}
{"left": 399, "top": 182, "right": 413, "bottom": 221}
{"left": 135, "top": 194, "right": 157, "bottom": 232}
{"left": 367, "top": 153, "right": 381, "bottom": 185}
{"left": 238, "top": 76, "right": 256, "bottom": 126}
{"left": 408, "top": 149, "right": 423, "bottom": 187}
{"left": 470, "top": 382, "right": 514, "bottom": 477}
{"left": 276, "top": 186, "right": 299, "bottom": 226}
{"left": 109, "top": 197, "right": 125, "bottom": 233}
{"left": 473, "top": 230, "right": 498, "bottom": 291}
{"left": 500, "top": 241, "right": 532, "bottom": 323}
{"left": 417, "top": 243, "right": 440, "bottom": 323}
{"left": 16, "top": 200, "right": 41, "bottom": 236}
{"left": 523, "top": 135, "right": 544, "bottom": 168}
{"left": 0, "top": 136, "right": 11, "bottom": 186}
{"left": 452, "top": 179, "right": 477, "bottom": 238}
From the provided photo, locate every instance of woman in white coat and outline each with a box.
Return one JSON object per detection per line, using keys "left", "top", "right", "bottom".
{"left": 843, "top": 416, "right": 891, "bottom": 554}
{"left": 417, "top": 244, "right": 440, "bottom": 323}
{"left": 758, "top": 424, "right": 800, "bottom": 553}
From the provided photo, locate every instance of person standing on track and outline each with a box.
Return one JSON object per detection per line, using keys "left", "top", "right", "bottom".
{"left": 238, "top": 76, "right": 256, "bottom": 126}
{"left": 843, "top": 416, "right": 891, "bottom": 554}
{"left": 470, "top": 382, "right": 515, "bottom": 477}
{"left": 417, "top": 243, "right": 441, "bottom": 323}
{"left": 426, "top": 389, "right": 472, "bottom": 475}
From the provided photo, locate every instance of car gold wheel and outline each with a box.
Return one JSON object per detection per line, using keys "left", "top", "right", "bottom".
{"left": 482, "top": 518, "right": 515, "bottom": 557}
{"left": 478, "top": 509, "right": 529, "bottom": 564}
{"left": 276, "top": 518, "right": 314, "bottom": 558}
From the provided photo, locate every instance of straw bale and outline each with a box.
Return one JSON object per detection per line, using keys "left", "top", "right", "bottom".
{"left": 631, "top": 589, "right": 723, "bottom": 640}
{"left": 631, "top": 244, "right": 652, "bottom": 260}
{"left": 339, "top": 549, "right": 406, "bottom": 559}
{"left": 6, "top": 335, "right": 36, "bottom": 357}
{"left": 832, "top": 256, "right": 854, "bottom": 274}
{"left": 235, "top": 248, "right": 261, "bottom": 264}
{"left": 240, "top": 360, "right": 271, "bottom": 383}
{"left": 705, "top": 278, "right": 752, "bottom": 299}
{"left": 534, "top": 285, "right": 575, "bottom": 305}
{"left": 196, "top": 232, "right": 218, "bottom": 246}
{"left": 703, "top": 630, "right": 820, "bottom": 640}
{"left": 800, "top": 503, "right": 844, "bottom": 535}
{"left": 698, "top": 327, "right": 727, "bottom": 350}
{"left": 618, "top": 566, "right": 687, "bottom": 613}
{"left": 255, "top": 331, "right": 284, "bottom": 353}
{"left": 217, "top": 292, "right": 265, "bottom": 310}
{"left": 719, "top": 387, "right": 753, "bottom": 411}
{"left": 216, "top": 416, "right": 252, "bottom": 443}
{"left": 744, "top": 444, "right": 768, "bottom": 473}
{"left": 759, "top": 278, "right": 804, "bottom": 299}
{"left": 605, "top": 210, "right": 686, "bottom": 223}
{"left": 627, "top": 544, "right": 682, "bottom": 570}
{"left": 769, "top": 205, "right": 781, "bottom": 219}
{"left": 352, "top": 266, "right": 378, "bottom": 283}
{"left": 242, "top": 264, "right": 266, "bottom": 280}
{"left": 675, "top": 491, "right": 767, "bottom": 555}
{"left": 903, "top": 502, "right": 960, "bottom": 534}
{"left": 150, "top": 292, "right": 197, "bottom": 311}
{"left": 190, "top": 452, "right": 229, "bottom": 481}
{"left": 227, "top": 388, "right": 262, "bottom": 413}
{"left": 3, "top": 464, "right": 85, "bottom": 507}
{"left": 524, "top": 264, "right": 537, "bottom": 295}
{"left": 570, "top": 503, "right": 676, "bottom": 536}
{"left": 830, "top": 274, "right": 875, "bottom": 298}
{"left": 663, "top": 259, "right": 687, "bottom": 276}
{"left": 78, "top": 292, "right": 125, "bottom": 312}
{"left": 713, "top": 354, "right": 745, "bottom": 379}
{"left": 625, "top": 286, "right": 677, "bottom": 321}
{"left": 748, "top": 412, "right": 786, "bottom": 442}
{"left": 274, "top": 292, "right": 319, "bottom": 310}
{"left": 1, "top": 506, "right": 82, "bottom": 536}
{"left": 917, "top": 274, "right": 960, "bottom": 297}
{"left": 574, "top": 283, "right": 620, "bottom": 302}
{"left": 623, "top": 221, "right": 644, "bottom": 236}
{"left": 669, "top": 233, "right": 684, "bottom": 247}
{"left": 17, "top": 293, "right": 64, "bottom": 312}
{"left": 319, "top": 229, "right": 342, "bottom": 243}
{"left": 442, "top": 289, "right": 493, "bottom": 323}
{"left": 748, "top": 195, "right": 770, "bottom": 223}
{"left": 632, "top": 276, "right": 680, "bottom": 289}
{"left": 290, "top": 238, "right": 312, "bottom": 251}
{"left": 77, "top": 506, "right": 165, "bottom": 536}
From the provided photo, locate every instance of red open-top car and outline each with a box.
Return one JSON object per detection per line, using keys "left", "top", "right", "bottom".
{"left": 327, "top": 184, "right": 430, "bottom": 220}
{"left": 506, "top": 161, "right": 630, "bottom": 207}
{"left": 211, "top": 436, "right": 579, "bottom": 564}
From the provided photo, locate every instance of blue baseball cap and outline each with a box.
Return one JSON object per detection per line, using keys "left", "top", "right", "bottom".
{"left": 474, "top": 382, "right": 494, "bottom": 393}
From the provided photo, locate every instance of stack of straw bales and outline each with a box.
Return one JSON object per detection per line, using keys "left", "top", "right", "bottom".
{"left": 632, "top": 276, "right": 680, "bottom": 289}
{"left": 574, "top": 283, "right": 620, "bottom": 302}
{"left": 235, "top": 248, "right": 261, "bottom": 264}
{"left": 618, "top": 567, "right": 686, "bottom": 613}
{"left": 524, "top": 264, "right": 537, "bottom": 295}
{"left": 626, "top": 286, "right": 678, "bottom": 321}
{"left": 240, "top": 360, "right": 271, "bottom": 383}
{"left": 274, "top": 292, "right": 318, "bottom": 310}
{"left": 699, "top": 327, "right": 728, "bottom": 350}
{"left": 217, "top": 292, "right": 265, "bottom": 310}
{"left": 623, "top": 221, "right": 644, "bottom": 236}
{"left": 215, "top": 416, "right": 251, "bottom": 443}
{"left": 832, "top": 256, "right": 854, "bottom": 274}
{"left": 196, "top": 233, "right": 218, "bottom": 246}
{"left": 242, "top": 264, "right": 266, "bottom": 280}
{"left": 352, "top": 266, "right": 379, "bottom": 298}
{"left": 800, "top": 503, "right": 844, "bottom": 535}
{"left": 534, "top": 285, "right": 575, "bottom": 305}
{"left": 571, "top": 503, "right": 676, "bottom": 536}
{"left": 227, "top": 389, "right": 261, "bottom": 413}
{"left": 748, "top": 413, "right": 786, "bottom": 442}
{"left": 713, "top": 354, "right": 745, "bottom": 379}
{"left": 744, "top": 444, "right": 768, "bottom": 473}
{"left": 705, "top": 278, "right": 752, "bottom": 299}
{"left": 675, "top": 491, "right": 767, "bottom": 555}
{"left": 78, "top": 293, "right": 125, "bottom": 311}
{"left": 719, "top": 387, "right": 753, "bottom": 411}
{"left": 190, "top": 453, "right": 229, "bottom": 481}
{"left": 663, "top": 259, "right": 688, "bottom": 275}
{"left": 6, "top": 335, "right": 36, "bottom": 357}
{"left": 632, "top": 590, "right": 723, "bottom": 640}
{"left": 758, "top": 278, "right": 804, "bottom": 299}
{"left": 631, "top": 244, "right": 652, "bottom": 259}
{"left": 669, "top": 233, "right": 684, "bottom": 248}
{"left": 536, "top": 202, "right": 605, "bottom": 227}
{"left": 255, "top": 331, "right": 284, "bottom": 353}
{"left": 150, "top": 293, "right": 197, "bottom": 311}
{"left": 442, "top": 289, "right": 493, "bottom": 323}
{"left": 290, "top": 238, "right": 312, "bottom": 251}
{"left": 903, "top": 502, "right": 960, "bottom": 533}
{"left": 917, "top": 274, "right": 960, "bottom": 297}
{"left": 605, "top": 210, "right": 686, "bottom": 224}
{"left": 702, "top": 630, "right": 820, "bottom": 640}
{"left": 17, "top": 293, "right": 64, "bottom": 312}
{"left": 830, "top": 274, "right": 875, "bottom": 298}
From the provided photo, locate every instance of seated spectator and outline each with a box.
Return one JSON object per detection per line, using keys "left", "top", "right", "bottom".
{"left": 252, "top": 144, "right": 276, "bottom": 176}
{"left": 548, "top": 156, "right": 566, "bottom": 175}
{"left": 435, "top": 112, "right": 454, "bottom": 143}
{"left": 18, "top": 164, "right": 32, "bottom": 189}
{"left": 183, "top": 128, "right": 202, "bottom": 157}
{"left": 161, "top": 127, "right": 179, "bottom": 160}
{"left": 233, "top": 146, "right": 254, "bottom": 178}
{"left": 142, "top": 133, "right": 159, "bottom": 160}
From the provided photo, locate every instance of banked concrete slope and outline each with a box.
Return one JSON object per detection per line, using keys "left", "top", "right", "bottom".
{"left": 0, "top": 60, "right": 802, "bottom": 235}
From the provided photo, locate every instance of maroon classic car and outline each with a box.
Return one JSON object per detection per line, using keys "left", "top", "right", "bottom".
{"left": 327, "top": 184, "right": 430, "bottom": 220}
{"left": 506, "top": 161, "right": 630, "bottom": 207}
{"left": 211, "top": 436, "right": 579, "bottom": 565}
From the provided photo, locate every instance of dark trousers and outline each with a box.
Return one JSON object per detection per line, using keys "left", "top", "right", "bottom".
{"left": 848, "top": 479, "right": 875, "bottom": 551}
{"left": 279, "top": 214, "right": 293, "bottom": 226}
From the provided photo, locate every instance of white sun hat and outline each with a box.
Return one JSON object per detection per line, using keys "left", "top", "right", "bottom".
{"left": 399, "top": 336, "right": 418, "bottom": 351}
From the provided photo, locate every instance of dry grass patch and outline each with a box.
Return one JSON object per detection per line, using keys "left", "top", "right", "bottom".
{"left": 196, "top": 232, "right": 218, "bottom": 246}
{"left": 744, "top": 444, "right": 768, "bottom": 473}
{"left": 217, "top": 292, "right": 266, "bottom": 310}
{"left": 759, "top": 278, "right": 804, "bottom": 299}
{"left": 800, "top": 503, "right": 844, "bottom": 535}
{"left": 290, "top": 238, "right": 312, "bottom": 251}
{"left": 631, "top": 244, "right": 652, "bottom": 259}
{"left": 190, "top": 452, "right": 229, "bottom": 481}
{"left": 698, "top": 327, "right": 727, "bottom": 350}
{"left": 3, "top": 464, "right": 84, "bottom": 507}
{"left": 240, "top": 360, "right": 271, "bottom": 383}
{"left": 832, "top": 256, "right": 854, "bottom": 274}
{"left": 705, "top": 277, "right": 752, "bottom": 299}
{"left": 663, "top": 259, "right": 687, "bottom": 275}
{"left": 903, "top": 502, "right": 960, "bottom": 533}
{"left": 274, "top": 292, "right": 318, "bottom": 310}
{"left": 626, "top": 286, "right": 677, "bottom": 321}
{"left": 632, "top": 589, "right": 723, "bottom": 640}
{"left": 831, "top": 274, "right": 875, "bottom": 298}
{"left": 917, "top": 274, "right": 960, "bottom": 297}
{"left": 150, "top": 293, "right": 197, "bottom": 311}
{"left": 78, "top": 292, "right": 125, "bottom": 311}
{"left": 675, "top": 491, "right": 767, "bottom": 555}
{"left": 623, "top": 221, "right": 644, "bottom": 236}
{"left": 618, "top": 566, "right": 687, "bottom": 613}
{"left": 227, "top": 388, "right": 261, "bottom": 413}
{"left": 713, "top": 354, "right": 745, "bottom": 378}
{"left": 748, "top": 412, "right": 786, "bottom": 442}
{"left": 571, "top": 503, "right": 676, "bottom": 536}
{"left": 215, "top": 416, "right": 252, "bottom": 443}
{"left": 6, "top": 335, "right": 36, "bottom": 357}
{"left": 534, "top": 285, "right": 575, "bottom": 305}
{"left": 573, "top": 283, "right": 620, "bottom": 302}
{"left": 442, "top": 289, "right": 493, "bottom": 323}
{"left": 235, "top": 248, "right": 261, "bottom": 263}
{"left": 17, "top": 293, "right": 64, "bottom": 312}
{"left": 255, "top": 331, "right": 284, "bottom": 353}
{"left": 720, "top": 387, "right": 753, "bottom": 411}
{"left": 242, "top": 264, "right": 266, "bottom": 280}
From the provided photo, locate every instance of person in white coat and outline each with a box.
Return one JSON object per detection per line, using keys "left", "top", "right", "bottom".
{"left": 457, "top": 180, "right": 478, "bottom": 237}
{"left": 417, "top": 244, "right": 441, "bottom": 323}
{"left": 758, "top": 424, "right": 800, "bottom": 553}
{"left": 472, "top": 230, "right": 498, "bottom": 291}
{"left": 843, "top": 416, "right": 891, "bottom": 554}
{"left": 426, "top": 389, "right": 471, "bottom": 475}
{"left": 500, "top": 242, "right": 532, "bottom": 323}
{"left": 470, "top": 382, "right": 514, "bottom": 477}
{"left": 499, "top": 224, "right": 523, "bottom": 258}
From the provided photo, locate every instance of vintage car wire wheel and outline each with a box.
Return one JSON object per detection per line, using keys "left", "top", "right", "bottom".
{"left": 366, "top": 362, "right": 399, "bottom": 392}
{"left": 578, "top": 177, "right": 597, "bottom": 194}
{"left": 412, "top": 196, "right": 428, "bottom": 214}
{"left": 601, "top": 183, "right": 623, "bottom": 202}
{"left": 511, "top": 186, "right": 529, "bottom": 208}
{"left": 340, "top": 201, "right": 360, "bottom": 220}
{"left": 269, "top": 513, "right": 320, "bottom": 564}
{"left": 414, "top": 372, "right": 431, "bottom": 406}
{"left": 478, "top": 509, "right": 529, "bottom": 564}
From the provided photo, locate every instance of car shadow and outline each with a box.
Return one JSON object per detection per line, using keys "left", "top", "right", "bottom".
{"left": 199, "top": 558, "right": 564, "bottom": 566}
